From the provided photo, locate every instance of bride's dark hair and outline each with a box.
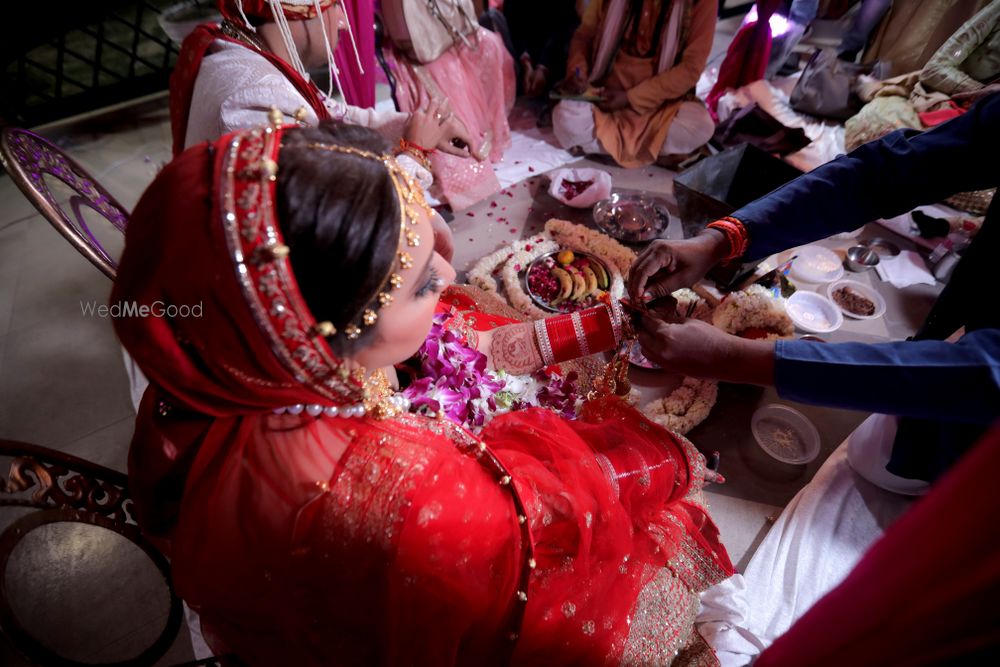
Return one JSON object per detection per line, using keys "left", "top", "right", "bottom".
{"left": 276, "top": 120, "right": 401, "bottom": 355}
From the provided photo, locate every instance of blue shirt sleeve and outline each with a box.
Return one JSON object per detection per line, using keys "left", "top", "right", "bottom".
{"left": 774, "top": 328, "right": 1000, "bottom": 424}
{"left": 732, "top": 93, "right": 1000, "bottom": 261}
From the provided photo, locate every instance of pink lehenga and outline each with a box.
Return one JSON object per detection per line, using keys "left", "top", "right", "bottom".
{"left": 385, "top": 27, "right": 516, "bottom": 210}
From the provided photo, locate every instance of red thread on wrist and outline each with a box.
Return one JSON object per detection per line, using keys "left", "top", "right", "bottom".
{"left": 400, "top": 138, "right": 436, "bottom": 155}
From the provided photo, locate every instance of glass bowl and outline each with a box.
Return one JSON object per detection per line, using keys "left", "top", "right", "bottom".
{"left": 593, "top": 193, "right": 671, "bottom": 243}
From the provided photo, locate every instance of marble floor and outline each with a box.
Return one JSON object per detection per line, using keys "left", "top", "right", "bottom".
{"left": 0, "top": 10, "right": 806, "bottom": 664}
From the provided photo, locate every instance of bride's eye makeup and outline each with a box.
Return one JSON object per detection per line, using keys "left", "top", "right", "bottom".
{"left": 415, "top": 267, "right": 443, "bottom": 298}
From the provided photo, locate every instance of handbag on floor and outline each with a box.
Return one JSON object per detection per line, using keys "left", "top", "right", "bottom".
{"left": 382, "top": 0, "right": 479, "bottom": 64}
{"left": 790, "top": 48, "right": 870, "bottom": 120}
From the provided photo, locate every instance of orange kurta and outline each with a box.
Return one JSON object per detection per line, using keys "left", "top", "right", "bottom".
{"left": 567, "top": 0, "right": 716, "bottom": 167}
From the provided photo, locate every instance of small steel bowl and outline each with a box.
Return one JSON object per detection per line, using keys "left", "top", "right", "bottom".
{"left": 844, "top": 245, "right": 880, "bottom": 272}
{"left": 859, "top": 237, "right": 900, "bottom": 258}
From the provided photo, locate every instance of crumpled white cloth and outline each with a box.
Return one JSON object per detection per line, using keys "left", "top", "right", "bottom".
{"left": 875, "top": 249, "right": 936, "bottom": 288}
{"left": 696, "top": 437, "right": 914, "bottom": 666}
{"left": 493, "top": 123, "right": 576, "bottom": 190}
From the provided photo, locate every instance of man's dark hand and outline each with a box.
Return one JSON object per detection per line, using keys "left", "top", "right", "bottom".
{"left": 628, "top": 232, "right": 730, "bottom": 304}
{"left": 597, "top": 89, "right": 630, "bottom": 113}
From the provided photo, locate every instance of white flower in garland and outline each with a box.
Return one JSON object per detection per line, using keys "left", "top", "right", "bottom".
{"left": 671, "top": 288, "right": 712, "bottom": 321}
{"left": 712, "top": 284, "right": 794, "bottom": 338}
{"left": 467, "top": 234, "right": 559, "bottom": 298}
{"left": 643, "top": 377, "right": 719, "bottom": 436}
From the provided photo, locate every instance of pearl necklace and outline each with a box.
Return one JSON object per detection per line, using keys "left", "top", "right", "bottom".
{"left": 272, "top": 394, "right": 411, "bottom": 418}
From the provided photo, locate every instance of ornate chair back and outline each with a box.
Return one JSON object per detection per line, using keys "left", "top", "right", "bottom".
{"left": 0, "top": 127, "right": 128, "bottom": 280}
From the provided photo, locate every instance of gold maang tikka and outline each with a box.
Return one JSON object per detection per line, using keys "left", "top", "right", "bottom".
{"left": 267, "top": 119, "right": 434, "bottom": 341}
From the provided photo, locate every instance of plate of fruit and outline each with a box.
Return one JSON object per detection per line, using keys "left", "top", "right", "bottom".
{"left": 525, "top": 249, "right": 611, "bottom": 313}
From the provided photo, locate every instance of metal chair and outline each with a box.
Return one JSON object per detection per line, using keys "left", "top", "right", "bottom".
{"left": 0, "top": 127, "right": 129, "bottom": 280}
{"left": 0, "top": 440, "right": 225, "bottom": 667}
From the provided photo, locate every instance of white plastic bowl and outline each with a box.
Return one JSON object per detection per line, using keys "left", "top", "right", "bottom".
{"left": 751, "top": 404, "right": 821, "bottom": 464}
{"left": 789, "top": 245, "right": 844, "bottom": 284}
{"left": 826, "top": 279, "right": 886, "bottom": 320}
{"left": 785, "top": 291, "right": 843, "bottom": 333}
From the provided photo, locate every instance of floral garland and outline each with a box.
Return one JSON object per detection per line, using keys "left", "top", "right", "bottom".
{"left": 642, "top": 376, "right": 719, "bottom": 436}
{"left": 545, "top": 218, "right": 635, "bottom": 305}
{"left": 639, "top": 285, "right": 792, "bottom": 435}
{"left": 636, "top": 272, "right": 713, "bottom": 434}
{"left": 544, "top": 218, "right": 637, "bottom": 276}
{"left": 712, "top": 284, "right": 794, "bottom": 339}
{"left": 466, "top": 229, "right": 792, "bottom": 439}
{"left": 466, "top": 219, "right": 636, "bottom": 320}
{"left": 467, "top": 234, "right": 559, "bottom": 297}
{"left": 402, "top": 312, "right": 582, "bottom": 431}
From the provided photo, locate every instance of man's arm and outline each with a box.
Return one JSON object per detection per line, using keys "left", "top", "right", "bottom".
{"left": 565, "top": 0, "right": 603, "bottom": 80}
{"left": 775, "top": 328, "right": 1000, "bottom": 423}
{"left": 736, "top": 93, "right": 1000, "bottom": 262}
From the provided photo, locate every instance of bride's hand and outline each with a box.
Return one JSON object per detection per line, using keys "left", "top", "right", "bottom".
{"left": 405, "top": 98, "right": 453, "bottom": 154}
{"left": 480, "top": 323, "right": 544, "bottom": 374}
{"left": 406, "top": 98, "right": 483, "bottom": 160}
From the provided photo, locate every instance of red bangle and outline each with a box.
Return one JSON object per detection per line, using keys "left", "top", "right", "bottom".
{"left": 536, "top": 304, "right": 622, "bottom": 365}
{"left": 706, "top": 216, "right": 750, "bottom": 260}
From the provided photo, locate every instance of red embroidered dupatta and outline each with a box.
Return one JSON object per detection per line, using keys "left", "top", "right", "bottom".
{"left": 114, "top": 125, "right": 733, "bottom": 665}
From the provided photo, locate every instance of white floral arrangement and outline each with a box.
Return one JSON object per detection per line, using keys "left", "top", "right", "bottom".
{"left": 467, "top": 234, "right": 559, "bottom": 297}
{"left": 712, "top": 284, "right": 794, "bottom": 339}
{"left": 642, "top": 377, "right": 719, "bottom": 436}
{"left": 671, "top": 288, "right": 713, "bottom": 321}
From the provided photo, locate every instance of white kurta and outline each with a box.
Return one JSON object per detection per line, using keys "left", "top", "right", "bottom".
{"left": 184, "top": 40, "right": 432, "bottom": 188}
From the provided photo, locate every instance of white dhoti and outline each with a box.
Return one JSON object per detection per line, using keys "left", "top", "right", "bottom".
{"left": 552, "top": 99, "right": 715, "bottom": 157}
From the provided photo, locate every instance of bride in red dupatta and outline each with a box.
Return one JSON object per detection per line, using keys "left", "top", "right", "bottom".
{"left": 112, "top": 118, "right": 732, "bottom": 666}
